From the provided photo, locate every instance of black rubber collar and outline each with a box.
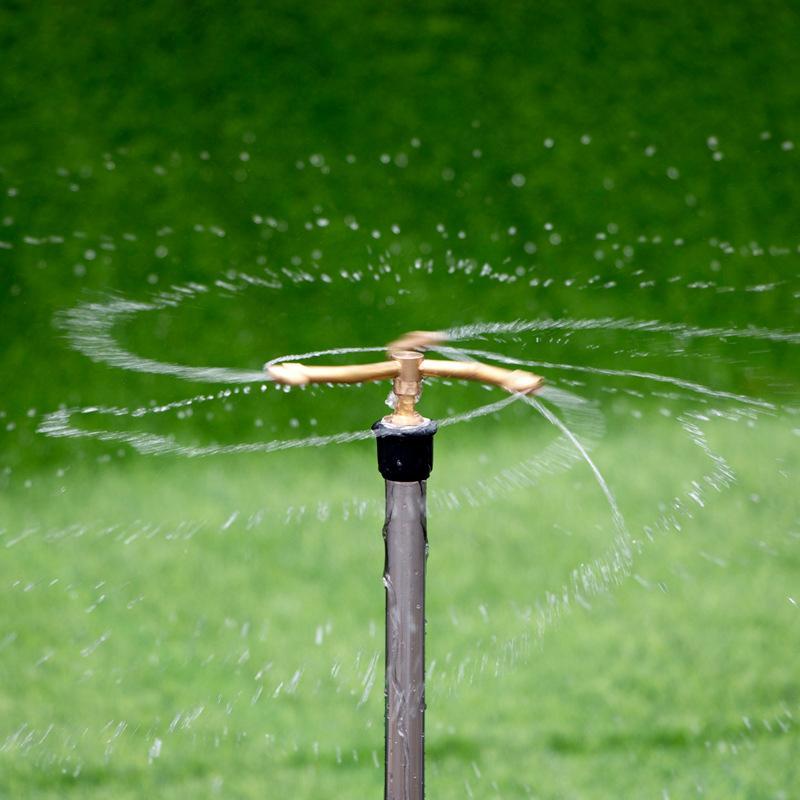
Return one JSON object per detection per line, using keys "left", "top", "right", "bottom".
{"left": 372, "top": 419, "right": 438, "bottom": 482}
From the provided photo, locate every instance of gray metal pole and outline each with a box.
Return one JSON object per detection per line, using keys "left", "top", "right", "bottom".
{"left": 373, "top": 419, "right": 437, "bottom": 800}
{"left": 383, "top": 479, "right": 427, "bottom": 800}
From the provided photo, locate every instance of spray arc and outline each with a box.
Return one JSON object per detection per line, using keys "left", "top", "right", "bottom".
{"left": 266, "top": 331, "right": 544, "bottom": 800}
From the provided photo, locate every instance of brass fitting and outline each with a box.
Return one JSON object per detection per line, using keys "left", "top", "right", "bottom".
{"left": 390, "top": 351, "right": 425, "bottom": 426}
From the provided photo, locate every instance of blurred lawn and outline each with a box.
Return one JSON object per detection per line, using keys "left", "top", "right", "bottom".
{"left": 1, "top": 0, "right": 799, "bottom": 464}
{"left": 1, "top": 2, "right": 799, "bottom": 798}
{"left": 1, "top": 413, "right": 798, "bottom": 798}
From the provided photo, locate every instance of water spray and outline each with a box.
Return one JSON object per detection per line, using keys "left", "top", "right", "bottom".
{"left": 266, "top": 331, "right": 543, "bottom": 800}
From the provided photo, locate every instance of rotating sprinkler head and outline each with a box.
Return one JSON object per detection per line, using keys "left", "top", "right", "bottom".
{"left": 264, "top": 331, "right": 544, "bottom": 800}
{"left": 265, "top": 329, "right": 544, "bottom": 426}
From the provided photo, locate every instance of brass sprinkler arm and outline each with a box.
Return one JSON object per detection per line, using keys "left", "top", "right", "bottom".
{"left": 386, "top": 330, "right": 449, "bottom": 354}
{"left": 265, "top": 332, "right": 543, "bottom": 427}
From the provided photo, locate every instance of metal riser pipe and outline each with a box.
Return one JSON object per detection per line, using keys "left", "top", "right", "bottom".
{"left": 373, "top": 417, "right": 436, "bottom": 800}
{"left": 383, "top": 480, "right": 427, "bottom": 800}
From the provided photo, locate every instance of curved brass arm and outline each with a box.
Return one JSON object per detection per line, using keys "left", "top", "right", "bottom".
{"left": 420, "top": 359, "right": 542, "bottom": 394}
{"left": 267, "top": 360, "right": 399, "bottom": 386}
{"left": 265, "top": 334, "right": 543, "bottom": 426}
{"left": 386, "top": 330, "right": 448, "bottom": 354}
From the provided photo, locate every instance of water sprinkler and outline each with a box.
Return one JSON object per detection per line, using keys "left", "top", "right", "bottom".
{"left": 266, "top": 331, "right": 543, "bottom": 800}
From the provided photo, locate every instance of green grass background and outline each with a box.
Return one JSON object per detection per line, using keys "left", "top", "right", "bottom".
{"left": 1, "top": 414, "right": 798, "bottom": 798}
{"left": 1, "top": 1, "right": 799, "bottom": 797}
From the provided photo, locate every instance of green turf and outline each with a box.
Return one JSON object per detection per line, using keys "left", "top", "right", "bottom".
{"left": 2, "top": 0, "right": 799, "bottom": 466}
{"left": 1, "top": 411, "right": 797, "bottom": 799}
{"left": 2, "top": 2, "right": 799, "bottom": 797}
